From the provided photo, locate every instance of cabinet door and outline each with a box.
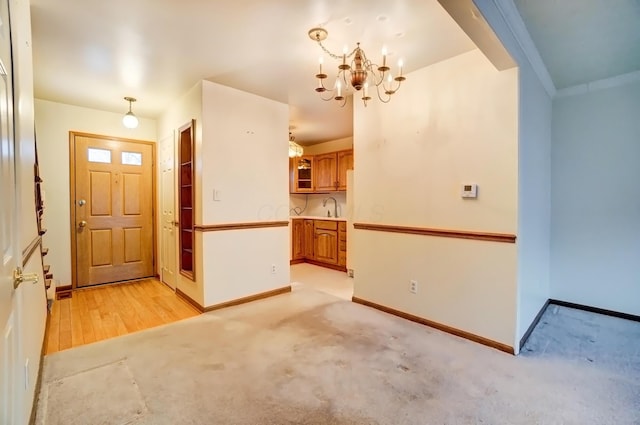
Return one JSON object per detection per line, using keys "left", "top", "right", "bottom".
{"left": 290, "top": 156, "right": 314, "bottom": 193}
{"left": 314, "top": 229, "right": 338, "bottom": 265}
{"left": 336, "top": 149, "right": 353, "bottom": 191}
{"left": 314, "top": 153, "right": 338, "bottom": 191}
{"left": 292, "top": 219, "right": 304, "bottom": 260}
{"left": 303, "top": 220, "right": 315, "bottom": 259}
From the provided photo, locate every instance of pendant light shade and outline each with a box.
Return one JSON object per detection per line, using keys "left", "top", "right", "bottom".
{"left": 122, "top": 96, "right": 139, "bottom": 129}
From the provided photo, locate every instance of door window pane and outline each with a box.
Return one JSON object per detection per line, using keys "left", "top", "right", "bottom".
{"left": 122, "top": 151, "right": 142, "bottom": 166}
{"left": 87, "top": 148, "right": 111, "bottom": 163}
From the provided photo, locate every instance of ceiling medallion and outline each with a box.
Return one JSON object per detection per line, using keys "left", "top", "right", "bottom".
{"left": 308, "top": 27, "right": 406, "bottom": 107}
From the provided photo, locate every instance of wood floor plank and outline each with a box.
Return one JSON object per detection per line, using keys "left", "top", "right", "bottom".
{"left": 58, "top": 300, "right": 72, "bottom": 351}
{"left": 46, "top": 298, "right": 61, "bottom": 353}
{"left": 45, "top": 278, "right": 200, "bottom": 354}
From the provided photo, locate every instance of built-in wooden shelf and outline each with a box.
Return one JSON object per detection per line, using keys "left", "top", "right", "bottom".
{"left": 178, "top": 119, "right": 196, "bottom": 281}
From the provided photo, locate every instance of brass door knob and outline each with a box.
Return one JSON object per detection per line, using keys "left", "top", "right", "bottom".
{"left": 78, "top": 220, "right": 87, "bottom": 228}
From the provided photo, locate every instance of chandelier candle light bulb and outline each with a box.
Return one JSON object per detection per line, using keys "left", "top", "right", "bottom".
{"left": 307, "top": 27, "right": 406, "bottom": 107}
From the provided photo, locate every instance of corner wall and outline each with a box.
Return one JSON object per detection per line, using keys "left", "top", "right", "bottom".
{"left": 34, "top": 99, "right": 157, "bottom": 286}
{"left": 352, "top": 49, "right": 519, "bottom": 347}
{"left": 474, "top": 0, "right": 553, "bottom": 349}
{"left": 551, "top": 81, "right": 640, "bottom": 316}
{"left": 200, "top": 81, "right": 290, "bottom": 306}
{"left": 156, "top": 82, "right": 204, "bottom": 305}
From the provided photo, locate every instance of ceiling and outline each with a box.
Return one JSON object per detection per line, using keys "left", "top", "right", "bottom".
{"left": 513, "top": 0, "right": 640, "bottom": 89}
{"left": 29, "top": 0, "right": 475, "bottom": 144}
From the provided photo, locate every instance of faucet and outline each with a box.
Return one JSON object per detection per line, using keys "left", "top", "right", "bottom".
{"left": 322, "top": 197, "right": 338, "bottom": 218}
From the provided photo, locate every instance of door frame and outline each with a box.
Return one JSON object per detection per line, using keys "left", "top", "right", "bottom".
{"left": 68, "top": 131, "right": 157, "bottom": 289}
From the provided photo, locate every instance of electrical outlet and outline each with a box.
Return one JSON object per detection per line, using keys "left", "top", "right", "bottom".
{"left": 271, "top": 264, "right": 277, "bottom": 274}
{"left": 409, "top": 280, "right": 418, "bottom": 294}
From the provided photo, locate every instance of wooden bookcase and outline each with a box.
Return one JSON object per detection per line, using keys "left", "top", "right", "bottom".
{"left": 178, "top": 120, "right": 196, "bottom": 280}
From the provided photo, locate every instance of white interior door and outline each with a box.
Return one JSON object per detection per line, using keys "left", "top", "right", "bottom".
{"left": 160, "top": 134, "right": 177, "bottom": 289}
{"left": 0, "top": 0, "right": 20, "bottom": 419}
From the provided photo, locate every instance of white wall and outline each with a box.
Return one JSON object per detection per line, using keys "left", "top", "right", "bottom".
{"left": 353, "top": 49, "right": 519, "bottom": 347}
{"left": 551, "top": 81, "right": 640, "bottom": 316}
{"left": 475, "top": 0, "right": 553, "bottom": 350}
{"left": 200, "top": 81, "right": 290, "bottom": 306}
{"left": 34, "top": 99, "right": 157, "bottom": 286}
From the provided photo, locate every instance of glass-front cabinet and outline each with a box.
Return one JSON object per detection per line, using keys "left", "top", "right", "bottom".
{"left": 178, "top": 120, "right": 195, "bottom": 280}
{"left": 290, "top": 155, "right": 314, "bottom": 193}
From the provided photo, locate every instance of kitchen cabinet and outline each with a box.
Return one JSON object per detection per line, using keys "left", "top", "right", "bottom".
{"left": 290, "top": 156, "right": 314, "bottom": 193}
{"left": 290, "top": 218, "right": 346, "bottom": 271}
{"left": 338, "top": 221, "right": 347, "bottom": 267}
{"left": 289, "top": 149, "right": 353, "bottom": 193}
{"left": 314, "top": 153, "right": 338, "bottom": 192}
{"left": 314, "top": 220, "right": 338, "bottom": 265}
{"left": 303, "top": 220, "right": 315, "bottom": 259}
{"left": 336, "top": 150, "right": 354, "bottom": 191}
{"left": 292, "top": 219, "right": 304, "bottom": 260}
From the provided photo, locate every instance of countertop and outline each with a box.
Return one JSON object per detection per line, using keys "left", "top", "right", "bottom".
{"left": 290, "top": 216, "right": 346, "bottom": 221}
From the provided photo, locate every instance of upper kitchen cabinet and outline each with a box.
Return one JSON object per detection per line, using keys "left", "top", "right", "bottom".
{"left": 314, "top": 153, "right": 338, "bottom": 192}
{"left": 336, "top": 149, "right": 353, "bottom": 191}
{"left": 289, "top": 148, "right": 353, "bottom": 193}
{"left": 290, "top": 155, "right": 315, "bottom": 193}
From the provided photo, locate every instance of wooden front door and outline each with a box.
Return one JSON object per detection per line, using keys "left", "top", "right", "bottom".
{"left": 71, "top": 133, "right": 155, "bottom": 287}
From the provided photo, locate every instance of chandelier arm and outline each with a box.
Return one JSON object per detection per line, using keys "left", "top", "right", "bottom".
{"left": 375, "top": 84, "right": 392, "bottom": 103}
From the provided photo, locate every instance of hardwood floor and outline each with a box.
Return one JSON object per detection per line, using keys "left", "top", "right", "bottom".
{"left": 46, "top": 278, "right": 199, "bottom": 354}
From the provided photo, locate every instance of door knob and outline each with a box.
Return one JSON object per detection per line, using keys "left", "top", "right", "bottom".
{"left": 78, "top": 220, "right": 87, "bottom": 228}
{"left": 78, "top": 199, "right": 86, "bottom": 206}
{"left": 13, "top": 267, "right": 39, "bottom": 289}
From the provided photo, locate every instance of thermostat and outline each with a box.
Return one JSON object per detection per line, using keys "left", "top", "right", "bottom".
{"left": 461, "top": 183, "right": 478, "bottom": 199}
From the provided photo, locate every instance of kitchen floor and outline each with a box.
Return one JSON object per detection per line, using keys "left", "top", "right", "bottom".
{"left": 290, "top": 263, "right": 353, "bottom": 300}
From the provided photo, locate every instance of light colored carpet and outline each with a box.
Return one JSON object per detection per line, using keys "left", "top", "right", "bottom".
{"left": 36, "top": 287, "right": 639, "bottom": 425}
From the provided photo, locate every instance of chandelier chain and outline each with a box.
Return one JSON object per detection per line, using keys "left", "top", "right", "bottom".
{"left": 317, "top": 40, "right": 358, "bottom": 60}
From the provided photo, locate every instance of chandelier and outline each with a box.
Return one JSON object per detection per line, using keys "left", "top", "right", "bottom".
{"left": 308, "top": 27, "right": 406, "bottom": 107}
{"left": 288, "top": 132, "right": 303, "bottom": 158}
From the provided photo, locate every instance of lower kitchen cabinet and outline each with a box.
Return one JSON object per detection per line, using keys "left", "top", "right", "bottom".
{"left": 291, "top": 218, "right": 346, "bottom": 271}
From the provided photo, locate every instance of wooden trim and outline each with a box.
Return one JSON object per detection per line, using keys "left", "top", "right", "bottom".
{"left": 28, "top": 307, "right": 50, "bottom": 425}
{"left": 352, "top": 297, "right": 514, "bottom": 355}
{"left": 353, "top": 222, "right": 516, "bottom": 243}
{"left": 55, "top": 284, "right": 73, "bottom": 300}
{"left": 519, "top": 299, "right": 550, "bottom": 350}
{"left": 290, "top": 259, "right": 305, "bottom": 265}
{"left": 176, "top": 287, "right": 205, "bottom": 313}
{"left": 305, "top": 259, "right": 347, "bottom": 272}
{"left": 69, "top": 132, "right": 156, "bottom": 289}
{"left": 203, "top": 286, "right": 291, "bottom": 312}
{"left": 194, "top": 221, "right": 290, "bottom": 232}
{"left": 22, "top": 235, "right": 42, "bottom": 267}
{"left": 549, "top": 299, "right": 640, "bottom": 323}
{"left": 176, "top": 285, "right": 292, "bottom": 313}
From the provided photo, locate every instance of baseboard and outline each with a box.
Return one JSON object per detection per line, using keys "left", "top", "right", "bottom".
{"left": 549, "top": 299, "right": 640, "bottom": 322}
{"left": 519, "top": 299, "right": 550, "bottom": 350}
{"left": 305, "top": 259, "right": 347, "bottom": 272}
{"left": 176, "top": 286, "right": 292, "bottom": 314}
{"left": 55, "top": 284, "right": 72, "bottom": 300}
{"left": 289, "top": 259, "right": 304, "bottom": 265}
{"left": 28, "top": 304, "right": 50, "bottom": 424}
{"left": 175, "top": 288, "right": 205, "bottom": 313}
{"left": 352, "top": 296, "right": 514, "bottom": 355}
{"left": 203, "top": 286, "right": 292, "bottom": 312}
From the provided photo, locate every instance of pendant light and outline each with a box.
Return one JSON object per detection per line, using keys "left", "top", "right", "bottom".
{"left": 122, "top": 96, "right": 139, "bottom": 129}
